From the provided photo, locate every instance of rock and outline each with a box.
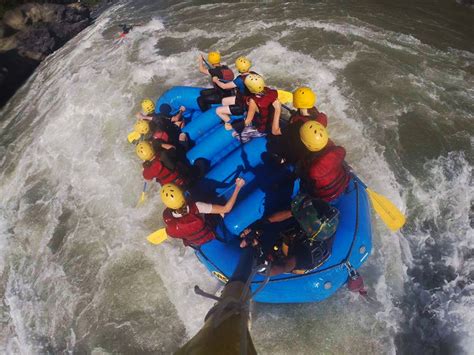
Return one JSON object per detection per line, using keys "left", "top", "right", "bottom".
{"left": 0, "top": 35, "right": 18, "bottom": 52}
{"left": 0, "top": 50, "right": 40, "bottom": 107}
{"left": 3, "top": 8, "right": 28, "bottom": 32}
{"left": 0, "top": 1, "right": 95, "bottom": 107}
{"left": 17, "top": 26, "right": 56, "bottom": 61}
{"left": 49, "top": 20, "right": 90, "bottom": 45}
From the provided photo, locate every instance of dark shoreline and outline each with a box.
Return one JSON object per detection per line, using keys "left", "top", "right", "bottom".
{"left": 0, "top": 1, "right": 115, "bottom": 108}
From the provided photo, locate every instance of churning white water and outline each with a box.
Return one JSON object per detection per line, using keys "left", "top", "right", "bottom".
{"left": 1, "top": 1, "right": 472, "bottom": 353}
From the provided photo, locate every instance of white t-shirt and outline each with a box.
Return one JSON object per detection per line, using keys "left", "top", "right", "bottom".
{"left": 171, "top": 202, "right": 213, "bottom": 217}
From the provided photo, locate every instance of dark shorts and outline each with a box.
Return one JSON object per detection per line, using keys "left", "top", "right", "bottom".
{"left": 229, "top": 104, "right": 244, "bottom": 115}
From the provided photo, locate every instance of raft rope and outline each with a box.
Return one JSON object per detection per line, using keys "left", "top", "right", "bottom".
{"left": 196, "top": 176, "right": 373, "bottom": 303}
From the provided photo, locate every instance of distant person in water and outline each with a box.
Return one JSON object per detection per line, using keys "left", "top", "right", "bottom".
{"left": 197, "top": 51, "right": 235, "bottom": 111}
{"left": 115, "top": 24, "right": 133, "bottom": 44}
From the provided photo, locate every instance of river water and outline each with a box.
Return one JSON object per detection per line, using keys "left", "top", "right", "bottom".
{"left": 0, "top": 1, "right": 472, "bottom": 354}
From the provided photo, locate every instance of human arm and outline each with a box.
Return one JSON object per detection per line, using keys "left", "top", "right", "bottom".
{"left": 267, "top": 210, "right": 292, "bottom": 223}
{"left": 244, "top": 99, "right": 257, "bottom": 126}
{"left": 212, "top": 76, "right": 237, "bottom": 90}
{"left": 269, "top": 256, "right": 296, "bottom": 276}
{"left": 171, "top": 106, "right": 185, "bottom": 122}
{"left": 198, "top": 56, "right": 210, "bottom": 75}
{"left": 271, "top": 100, "right": 282, "bottom": 135}
{"left": 136, "top": 112, "right": 151, "bottom": 120}
{"left": 209, "top": 178, "right": 245, "bottom": 214}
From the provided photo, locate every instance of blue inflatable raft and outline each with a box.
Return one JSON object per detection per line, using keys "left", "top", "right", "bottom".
{"left": 155, "top": 86, "right": 373, "bottom": 303}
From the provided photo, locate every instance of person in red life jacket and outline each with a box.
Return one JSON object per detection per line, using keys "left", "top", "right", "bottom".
{"left": 137, "top": 99, "right": 189, "bottom": 151}
{"left": 161, "top": 178, "right": 245, "bottom": 247}
{"left": 159, "top": 103, "right": 186, "bottom": 130}
{"left": 225, "top": 74, "right": 282, "bottom": 143}
{"left": 267, "top": 87, "right": 328, "bottom": 165}
{"left": 114, "top": 24, "right": 133, "bottom": 45}
{"left": 197, "top": 51, "right": 235, "bottom": 111}
{"left": 213, "top": 56, "right": 255, "bottom": 123}
{"left": 136, "top": 141, "right": 189, "bottom": 188}
{"left": 298, "top": 121, "right": 350, "bottom": 202}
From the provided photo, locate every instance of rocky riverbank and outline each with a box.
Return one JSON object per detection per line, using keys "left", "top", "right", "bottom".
{"left": 0, "top": 1, "right": 109, "bottom": 107}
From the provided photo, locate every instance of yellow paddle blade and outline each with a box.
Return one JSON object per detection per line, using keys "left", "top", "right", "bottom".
{"left": 147, "top": 228, "right": 168, "bottom": 245}
{"left": 367, "top": 188, "right": 406, "bottom": 232}
{"left": 127, "top": 131, "right": 141, "bottom": 143}
{"left": 277, "top": 90, "right": 293, "bottom": 105}
{"left": 135, "top": 192, "right": 147, "bottom": 207}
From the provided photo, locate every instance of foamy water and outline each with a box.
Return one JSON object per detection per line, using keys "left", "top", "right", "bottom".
{"left": 0, "top": 1, "right": 472, "bottom": 354}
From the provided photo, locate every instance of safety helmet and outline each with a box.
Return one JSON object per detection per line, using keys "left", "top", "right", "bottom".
{"left": 136, "top": 141, "right": 155, "bottom": 161}
{"left": 141, "top": 99, "right": 155, "bottom": 115}
{"left": 207, "top": 51, "right": 221, "bottom": 65}
{"left": 293, "top": 87, "right": 317, "bottom": 109}
{"left": 299, "top": 121, "right": 329, "bottom": 152}
{"left": 244, "top": 74, "right": 265, "bottom": 94}
{"left": 161, "top": 183, "right": 186, "bottom": 210}
{"left": 159, "top": 103, "right": 172, "bottom": 116}
{"left": 235, "top": 56, "right": 251, "bottom": 73}
{"left": 134, "top": 120, "right": 150, "bottom": 135}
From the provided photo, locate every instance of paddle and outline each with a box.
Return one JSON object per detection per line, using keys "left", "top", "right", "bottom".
{"left": 136, "top": 181, "right": 147, "bottom": 207}
{"left": 147, "top": 228, "right": 168, "bottom": 245}
{"left": 366, "top": 188, "right": 406, "bottom": 232}
{"left": 127, "top": 130, "right": 141, "bottom": 143}
{"left": 277, "top": 90, "right": 293, "bottom": 105}
{"left": 201, "top": 55, "right": 212, "bottom": 69}
{"left": 352, "top": 174, "right": 406, "bottom": 232}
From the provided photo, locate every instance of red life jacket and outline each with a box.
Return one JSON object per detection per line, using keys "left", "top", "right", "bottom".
{"left": 210, "top": 65, "right": 235, "bottom": 85}
{"left": 304, "top": 144, "right": 350, "bottom": 202}
{"left": 153, "top": 130, "right": 170, "bottom": 142}
{"left": 163, "top": 201, "right": 215, "bottom": 246}
{"left": 142, "top": 157, "right": 185, "bottom": 187}
{"left": 290, "top": 108, "right": 328, "bottom": 127}
{"left": 249, "top": 87, "right": 278, "bottom": 133}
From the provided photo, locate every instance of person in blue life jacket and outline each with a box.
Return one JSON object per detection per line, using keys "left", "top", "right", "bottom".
{"left": 239, "top": 193, "right": 339, "bottom": 276}
{"left": 197, "top": 51, "right": 235, "bottom": 111}
{"left": 213, "top": 56, "right": 256, "bottom": 123}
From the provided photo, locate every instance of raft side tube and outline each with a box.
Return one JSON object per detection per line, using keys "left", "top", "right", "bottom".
{"left": 187, "top": 126, "right": 240, "bottom": 166}
{"left": 155, "top": 86, "right": 204, "bottom": 112}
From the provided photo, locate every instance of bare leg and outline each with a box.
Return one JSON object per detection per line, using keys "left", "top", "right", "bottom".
{"left": 179, "top": 132, "right": 187, "bottom": 142}
{"left": 222, "top": 96, "right": 236, "bottom": 105}
{"left": 216, "top": 105, "right": 232, "bottom": 123}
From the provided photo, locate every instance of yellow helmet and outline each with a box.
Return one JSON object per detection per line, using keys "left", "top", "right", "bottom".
{"left": 244, "top": 74, "right": 265, "bottom": 94}
{"left": 141, "top": 99, "right": 155, "bottom": 115}
{"left": 207, "top": 51, "right": 221, "bottom": 65}
{"left": 134, "top": 120, "right": 150, "bottom": 135}
{"left": 293, "top": 87, "right": 317, "bottom": 109}
{"left": 299, "top": 121, "right": 329, "bottom": 152}
{"left": 161, "top": 183, "right": 186, "bottom": 210}
{"left": 136, "top": 141, "right": 155, "bottom": 161}
{"left": 235, "top": 56, "right": 251, "bottom": 73}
